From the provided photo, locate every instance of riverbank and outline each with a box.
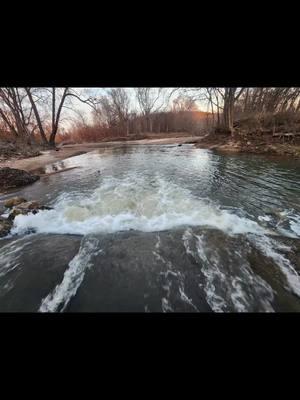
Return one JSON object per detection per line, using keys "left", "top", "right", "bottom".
{"left": 0, "top": 141, "right": 41, "bottom": 162}
{"left": 195, "top": 132, "right": 300, "bottom": 158}
{"left": 1, "top": 131, "right": 300, "bottom": 175}
{"left": 0, "top": 136, "right": 203, "bottom": 172}
{"left": 1, "top": 144, "right": 300, "bottom": 312}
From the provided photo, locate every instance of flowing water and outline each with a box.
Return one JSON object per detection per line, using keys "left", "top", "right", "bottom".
{"left": 0, "top": 144, "right": 300, "bottom": 312}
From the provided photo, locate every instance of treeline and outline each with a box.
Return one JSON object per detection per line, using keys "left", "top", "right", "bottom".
{"left": 63, "top": 109, "right": 211, "bottom": 143}
{"left": 83, "top": 89, "right": 211, "bottom": 137}
{"left": 199, "top": 88, "right": 300, "bottom": 133}
{"left": 1, "top": 87, "right": 300, "bottom": 146}
{"left": 64, "top": 89, "right": 213, "bottom": 142}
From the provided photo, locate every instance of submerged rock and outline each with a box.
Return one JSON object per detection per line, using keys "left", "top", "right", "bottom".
{"left": 0, "top": 167, "right": 40, "bottom": 191}
{"left": 0, "top": 216, "right": 13, "bottom": 237}
{"left": 39, "top": 205, "right": 53, "bottom": 210}
{"left": 4, "top": 196, "right": 27, "bottom": 208}
{"left": 16, "top": 201, "right": 40, "bottom": 210}
{"left": 2, "top": 196, "right": 53, "bottom": 227}
{"left": 8, "top": 207, "right": 40, "bottom": 220}
{"left": 0, "top": 228, "right": 299, "bottom": 312}
{"left": 7, "top": 202, "right": 53, "bottom": 221}
{"left": 0, "top": 234, "right": 82, "bottom": 312}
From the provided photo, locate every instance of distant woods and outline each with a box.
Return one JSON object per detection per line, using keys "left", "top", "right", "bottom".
{"left": 181, "top": 88, "right": 300, "bottom": 134}
{"left": 89, "top": 88, "right": 210, "bottom": 140}
{"left": 1, "top": 87, "right": 300, "bottom": 146}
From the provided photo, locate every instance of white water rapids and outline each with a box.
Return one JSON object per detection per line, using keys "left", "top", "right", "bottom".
{"left": 11, "top": 174, "right": 271, "bottom": 236}
{"left": 1, "top": 146, "right": 300, "bottom": 312}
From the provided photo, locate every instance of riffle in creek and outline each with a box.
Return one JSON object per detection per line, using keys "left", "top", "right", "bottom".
{"left": 0, "top": 144, "right": 300, "bottom": 312}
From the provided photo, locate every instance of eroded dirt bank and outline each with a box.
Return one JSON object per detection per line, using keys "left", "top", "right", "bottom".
{"left": 195, "top": 132, "right": 300, "bottom": 158}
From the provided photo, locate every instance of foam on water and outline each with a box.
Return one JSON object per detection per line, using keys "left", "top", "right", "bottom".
{"left": 277, "top": 210, "right": 300, "bottom": 238}
{"left": 1, "top": 147, "right": 299, "bottom": 312}
{"left": 182, "top": 229, "right": 275, "bottom": 312}
{"left": 39, "top": 236, "right": 100, "bottom": 312}
{"left": 11, "top": 175, "right": 267, "bottom": 236}
{"left": 249, "top": 234, "right": 300, "bottom": 297}
{"left": 290, "top": 216, "right": 300, "bottom": 236}
{"left": 0, "top": 237, "right": 31, "bottom": 279}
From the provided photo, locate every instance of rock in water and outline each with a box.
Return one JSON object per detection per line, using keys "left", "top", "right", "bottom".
{"left": 16, "top": 201, "right": 40, "bottom": 210}
{"left": 4, "top": 196, "right": 27, "bottom": 208}
{"left": 0, "top": 168, "right": 40, "bottom": 190}
{"left": 0, "top": 216, "right": 12, "bottom": 237}
{"left": 39, "top": 206, "right": 53, "bottom": 210}
{"left": 7, "top": 201, "right": 53, "bottom": 221}
{"left": 8, "top": 208, "right": 29, "bottom": 220}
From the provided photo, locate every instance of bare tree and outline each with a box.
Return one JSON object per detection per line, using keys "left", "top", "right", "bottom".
{"left": 212, "top": 88, "right": 245, "bottom": 134}
{"left": 25, "top": 87, "right": 71, "bottom": 146}
{"left": 135, "top": 88, "right": 166, "bottom": 133}
{"left": 0, "top": 88, "right": 37, "bottom": 143}
{"left": 3, "top": 87, "right": 299, "bottom": 147}
{"left": 107, "top": 88, "right": 131, "bottom": 135}
{"left": 91, "top": 89, "right": 132, "bottom": 136}
{"left": 172, "top": 95, "right": 198, "bottom": 112}
{"left": 23, "top": 87, "right": 102, "bottom": 146}
{"left": 93, "top": 96, "right": 119, "bottom": 131}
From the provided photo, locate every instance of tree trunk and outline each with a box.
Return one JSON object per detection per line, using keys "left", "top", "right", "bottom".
{"left": 49, "top": 131, "right": 57, "bottom": 147}
{"left": 149, "top": 116, "right": 153, "bottom": 133}
{"left": 52, "top": 88, "right": 56, "bottom": 134}
{"left": 223, "top": 88, "right": 238, "bottom": 135}
{"left": 215, "top": 93, "right": 220, "bottom": 127}
{"left": 48, "top": 88, "right": 68, "bottom": 147}
{"left": 0, "top": 109, "right": 19, "bottom": 137}
{"left": 223, "top": 100, "right": 233, "bottom": 133}
{"left": 25, "top": 88, "right": 49, "bottom": 145}
{"left": 244, "top": 88, "right": 249, "bottom": 112}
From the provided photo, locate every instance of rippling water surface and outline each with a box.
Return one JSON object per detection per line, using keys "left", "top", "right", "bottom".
{"left": 0, "top": 144, "right": 300, "bottom": 312}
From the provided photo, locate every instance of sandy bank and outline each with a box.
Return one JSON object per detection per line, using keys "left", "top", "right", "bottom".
{"left": 0, "top": 136, "right": 203, "bottom": 172}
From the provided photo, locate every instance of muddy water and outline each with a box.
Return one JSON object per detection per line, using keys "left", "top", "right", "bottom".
{"left": 0, "top": 144, "right": 299, "bottom": 312}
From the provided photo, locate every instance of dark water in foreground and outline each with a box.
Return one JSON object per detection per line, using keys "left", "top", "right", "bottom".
{"left": 0, "top": 144, "right": 299, "bottom": 312}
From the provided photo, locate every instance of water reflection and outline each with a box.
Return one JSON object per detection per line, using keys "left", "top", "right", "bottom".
{"left": 1, "top": 145, "right": 300, "bottom": 227}
{"left": 1, "top": 145, "right": 300, "bottom": 312}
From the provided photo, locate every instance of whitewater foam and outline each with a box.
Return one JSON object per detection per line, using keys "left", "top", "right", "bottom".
{"left": 249, "top": 234, "right": 300, "bottom": 297}
{"left": 39, "top": 236, "right": 100, "bottom": 312}
{"left": 182, "top": 229, "right": 275, "bottom": 312}
{"left": 289, "top": 215, "right": 300, "bottom": 237}
{"left": 0, "top": 237, "right": 31, "bottom": 278}
{"left": 11, "top": 175, "right": 267, "bottom": 236}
